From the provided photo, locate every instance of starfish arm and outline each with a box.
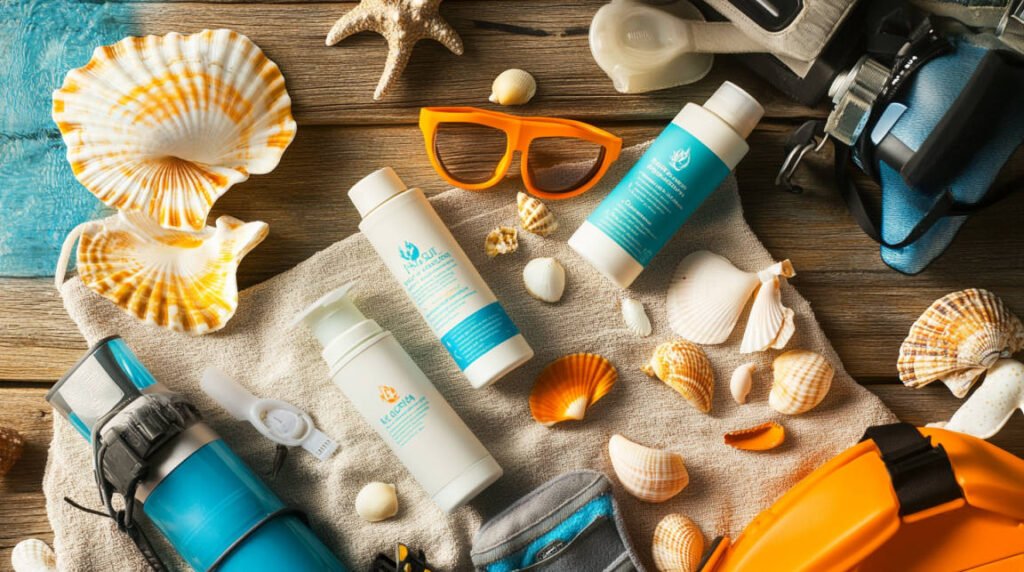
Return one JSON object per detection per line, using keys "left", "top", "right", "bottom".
{"left": 326, "top": 6, "right": 382, "bottom": 46}
{"left": 424, "top": 17, "right": 464, "bottom": 55}
{"left": 374, "top": 34, "right": 416, "bottom": 100}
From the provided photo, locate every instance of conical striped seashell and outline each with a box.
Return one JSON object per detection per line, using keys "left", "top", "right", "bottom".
{"left": 516, "top": 192, "right": 558, "bottom": 236}
{"left": 769, "top": 350, "right": 834, "bottom": 415}
{"left": 740, "top": 260, "right": 796, "bottom": 354}
{"left": 723, "top": 421, "right": 785, "bottom": 451}
{"left": 652, "top": 513, "right": 704, "bottom": 572}
{"left": 608, "top": 434, "right": 689, "bottom": 503}
{"left": 898, "top": 289, "right": 1024, "bottom": 398}
{"left": 667, "top": 251, "right": 760, "bottom": 344}
{"left": 0, "top": 426, "right": 25, "bottom": 477}
{"left": 530, "top": 353, "right": 617, "bottom": 426}
{"left": 52, "top": 29, "right": 296, "bottom": 231}
{"left": 72, "top": 211, "right": 268, "bottom": 334}
{"left": 11, "top": 539, "right": 57, "bottom": 572}
{"left": 642, "top": 340, "right": 714, "bottom": 413}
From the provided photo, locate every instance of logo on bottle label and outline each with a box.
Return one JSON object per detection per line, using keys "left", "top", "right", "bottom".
{"left": 398, "top": 241, "right": 420, "bottom": 262}
{"left": 378, "top": 385, "right": 400, "bottom": 404}
{"left": 670, "top": 147, "right": 691, "bottom": 171}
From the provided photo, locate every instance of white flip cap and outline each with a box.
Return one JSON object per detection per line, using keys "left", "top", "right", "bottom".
{"left": 349, "top": 167, "right": 408, "bottom": 218}
{"left": 703, "top": 81, "right": 764, "bottom": 139}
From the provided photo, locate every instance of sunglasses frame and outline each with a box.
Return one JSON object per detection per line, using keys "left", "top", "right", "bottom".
{"left": 419, "top": 107, "right": 623, "bottom": 200}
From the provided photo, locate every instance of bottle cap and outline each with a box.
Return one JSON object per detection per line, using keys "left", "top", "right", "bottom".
{"left": 348, "top": 167, "right": 408, "bottom": 218}
{"left": 293, "top": 282, "right": 385, "bottom": 372}
{"left": 703, "top": 81, "right": 764, "bottom": 139}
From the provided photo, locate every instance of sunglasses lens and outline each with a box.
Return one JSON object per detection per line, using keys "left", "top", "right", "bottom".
{"left": 526, "top": 137, "right": 606, "bottom": 194}
{"left": 433, "top": 122, "right": 508, "bottom": 185}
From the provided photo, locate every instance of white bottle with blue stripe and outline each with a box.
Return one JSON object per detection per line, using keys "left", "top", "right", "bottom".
{"left": 570, "top": 82, "right": 764, "bottom": 288}
{"left": 350, "top": 167, "right": 534, "bottom": 388}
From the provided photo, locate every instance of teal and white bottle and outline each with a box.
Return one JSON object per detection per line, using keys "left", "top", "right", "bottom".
{"left": 569, "top": 82, "right": 763, "bottom": 288}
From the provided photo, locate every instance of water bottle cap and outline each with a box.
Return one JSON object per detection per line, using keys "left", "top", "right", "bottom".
{"left": 349, "top": 167, "right": 408, "bottom": 218}
{"left": 703, "top": 81, "right": 764, "bottom": 139}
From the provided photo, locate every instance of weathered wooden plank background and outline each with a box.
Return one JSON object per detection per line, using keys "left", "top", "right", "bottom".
{"left": 3, "top": 1, "right": 1023, "bottom": 569}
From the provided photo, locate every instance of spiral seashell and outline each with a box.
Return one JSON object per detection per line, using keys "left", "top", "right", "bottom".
{"left": 489, "top": 69, "right": 537, "bottom": 106}
{"left": 0, "top": 426, "right": 25, "bottom": 477}
{"left": 523, "top": 257, "right": 566, "bottom": 303}
{"left": 898, "top": 288, "right": 1024, "bottom": 398}
{"left": 355, "top": 482, "right": 399, "bottom": 522}
{"left": 723, "top": 421, "right": 785, "bottom": 451}
{"left": 72, "top": 212, "right": 268, "bottom": 334}
{"left": 530, "top": 353, "right": 617, "bottom": 426}
{"left": 642, "top": 340, "right": 714, "bottom": 413}
{"left": 11, "top": 539, "right": 57, "bottom": 572}
{"left": 730, "top": 362, "right": 756, "bottom": 405}
{"left": 52, "top": 29, "right": 296, "bottom": 231}
{"left": 769, "top": 350, "right": 834, "bottom": 415}
{"left": 484, "top": 226, "right": 518, "bottom": 257}
{"left": 652, "top": 513, "right": 704, "bottom": 572}
{"left": 516, "top": 192, "right": 558, "bottom": 236}
{"left": 621, "top": 297, "right": 652, "bottom": 337}
{"left": 608, "top": 434, "right": 689, "bottom": 503}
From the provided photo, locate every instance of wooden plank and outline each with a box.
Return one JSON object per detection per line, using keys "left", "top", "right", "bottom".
{"left": 0, "top": 383, "right": 1020, "bottom": 570}
{"left": 124, "top": 0, "right": 816, "bottom": 124}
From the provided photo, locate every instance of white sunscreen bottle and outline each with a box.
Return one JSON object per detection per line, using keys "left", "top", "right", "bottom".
{"left": 293, "top": 283, "right": 503, "bottom": 513}
{"left": 569, "top": 81, "right": 764, "bottom": 288}
{"left": 349, "top": 167, "right": 534, "bottom": 389}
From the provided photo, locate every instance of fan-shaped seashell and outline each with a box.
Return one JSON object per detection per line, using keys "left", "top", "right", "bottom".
{"left": 516, "top": 192, "right": 558, "bottom": 236}
{"left": 621, "top": 297, "right": 652, "bottom": 337}
{"left": 11, "top": 539, "right": 57, "bottom": 572}
{"left": 523, "top": 257, "right": 566, "bottom": 303}
{"left": 52, "top": 29, "right": 296, "bottom": 231}
{"left": 652, "top": 513, "right": 704, "bottom": 572}
{"left": 0, "top": 426, "right": 24, "bottom": 477}
{"left": 641, "top": 340, "right": 714, "bottom": 413}
{"left": 740, "top": 260, "right": 796, "bottom": 354}
{"left": 530, "top": 353, "right": 617, "bottom": 426}
{"left": 667, "top": 251, "right": 760, "bottom": 344}
{"left": 730, "top": 362, "right": 756, "bottom": 405}
{"left": 608, "top": 434, "right": 689, "bottom": 503}
{"left": 71, "top": 212, "right": 268, "bottom": 334}
{"left": 355, "top": 482, "right": 399, "bottom": 522}
{"left": 724, "top": 421, "right": 785, "bottom": 451}
{"left": 769, "top": 350, "right": 834, "bottom": 415}
{"left": 484, "top": 226, "right": 518, "bottom": 257}
{"left": 898, "top": 289, "right": 1024, "bottom": 398}
{"left": 489, "top": 69, "right": 537, "bottom": 106}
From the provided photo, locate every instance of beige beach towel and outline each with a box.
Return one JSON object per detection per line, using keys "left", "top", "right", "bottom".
{"left": 46, "top": 142, "right": 896, "bottom": 571}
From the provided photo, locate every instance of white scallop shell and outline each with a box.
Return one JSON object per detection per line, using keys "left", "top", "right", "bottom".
{"left": 730, "top": 362, "right": 756, "bottom": 405}
{"left": 667, "top": 251, "right": 760, "bottom": 344}
{"left": 489, "top": 68, "right": 537, "bottom": 105}
{"left": 523, "top": 257, "right": 566, "bottom": 303}
{"left": 11, "top": 539, "right": 57, "bottom": 572}
{"left": 355, "top": 482, "right": 399, "bottom": 522}
{"left": 621, "top": 297, "right": 652, "bottom": 337}
{"left": 740, "top": 260, "right": 796, "bottom": 353}
{"left": 608, "top": 434, "right": 689, "bottom": 503}
{"left": 652, "top": 513, "right": 704, "bottom": 572}
{"left": 942, "top": 359, "right": 1024, "bottom": 440}
{"left": 52, "top": 29, "right": 296, "bottom": 231}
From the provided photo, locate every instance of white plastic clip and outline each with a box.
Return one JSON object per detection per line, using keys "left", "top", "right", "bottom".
{"left": 200, "top": 367, "right": 338, "bottom": 461}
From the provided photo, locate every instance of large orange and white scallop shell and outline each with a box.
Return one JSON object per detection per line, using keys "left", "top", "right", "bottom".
{"left": 608, "top": 434, "right": 689, "bottom": 503}
{"left": 52, "top": 29, "right": 296, "bottom": 231}
{"left": 898, "top": 289, "right": 1024, "bottom": 398}
{"left": 769, "top": 350, "right": 834, "bottom": 415}
{"left": 652, "top": 513, "right": 705, "bottom": 572}
{"left": 70, "top": 212, "right": 267, "bottom": 334}
{"left": 641, "top": 340, "right": 714, "bottom": 413}
{"left": 529, "top": 353, "right": 617, "bottom": 426}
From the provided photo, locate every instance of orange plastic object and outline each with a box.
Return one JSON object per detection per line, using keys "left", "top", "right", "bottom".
{"left": 419, "top": 107, "right": 622, "bottom": 200}
{"left": 700, "top": 428, "right": 1024, "bottom": 572}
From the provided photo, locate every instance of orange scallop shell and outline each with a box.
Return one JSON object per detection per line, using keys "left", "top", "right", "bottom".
{"left": 529, "top": 353, "right": 617, "bottom": 426}
{"left": 723, "top": 421, "right": 786, "bottom": 451}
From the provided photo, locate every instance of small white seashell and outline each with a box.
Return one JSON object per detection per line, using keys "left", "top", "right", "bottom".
{"left": 740, "top": 260, "right": 796, "bottom": 354}
{"left": 621, "top": 297, "right": 652, "bottom": 337}
{"left": 608, "top": 434, "right": 689, "bottom": 503}
{"left": 489, "top": 68, "right": 537, "bottom": 106}
{"left": 484, "top": 226, "right": 519, "bottom": 257}
{"left": 730, "top": 362, "right": 757, "bottom": 405}
{"left": 523, "top": 257, "right": 566, "bottom": 303}
{"left": 11, "top": 539, "right": 57, "bottom": 572}
{"left": 667, "top": 251, "right": 760, "bottom": 345}
{"left": 355, "top": 482, "right": 399, "bottom": 522}
{"left": 516, "top": 192, "right": 558, "bottom": 236}
{"left": 941, "top": 359, "right": 1024, "bottom": 440}
{"left": 652, "top": 513, "right": 704, "bottom": 572}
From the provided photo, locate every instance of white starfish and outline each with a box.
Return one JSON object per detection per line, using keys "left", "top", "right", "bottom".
{"left": 326, "top": 0, "right": 464, "bottom": 100}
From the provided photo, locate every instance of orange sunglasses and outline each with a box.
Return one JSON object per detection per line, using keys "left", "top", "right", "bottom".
{"left": 419, "top": 107, "right": 622, "bottom": 200}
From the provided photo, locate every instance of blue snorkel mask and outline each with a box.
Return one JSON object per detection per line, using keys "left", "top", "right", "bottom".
{"left": 779, "top": 3, "right": 1024, "bottom": 274}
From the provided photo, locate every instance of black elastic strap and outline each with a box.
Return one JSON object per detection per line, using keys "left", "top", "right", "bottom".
{"left": 207, "top": 507, "right": 308, "bottom": 571}
{"left": 861, "top": 424, "right": 963, "bottom": 516}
